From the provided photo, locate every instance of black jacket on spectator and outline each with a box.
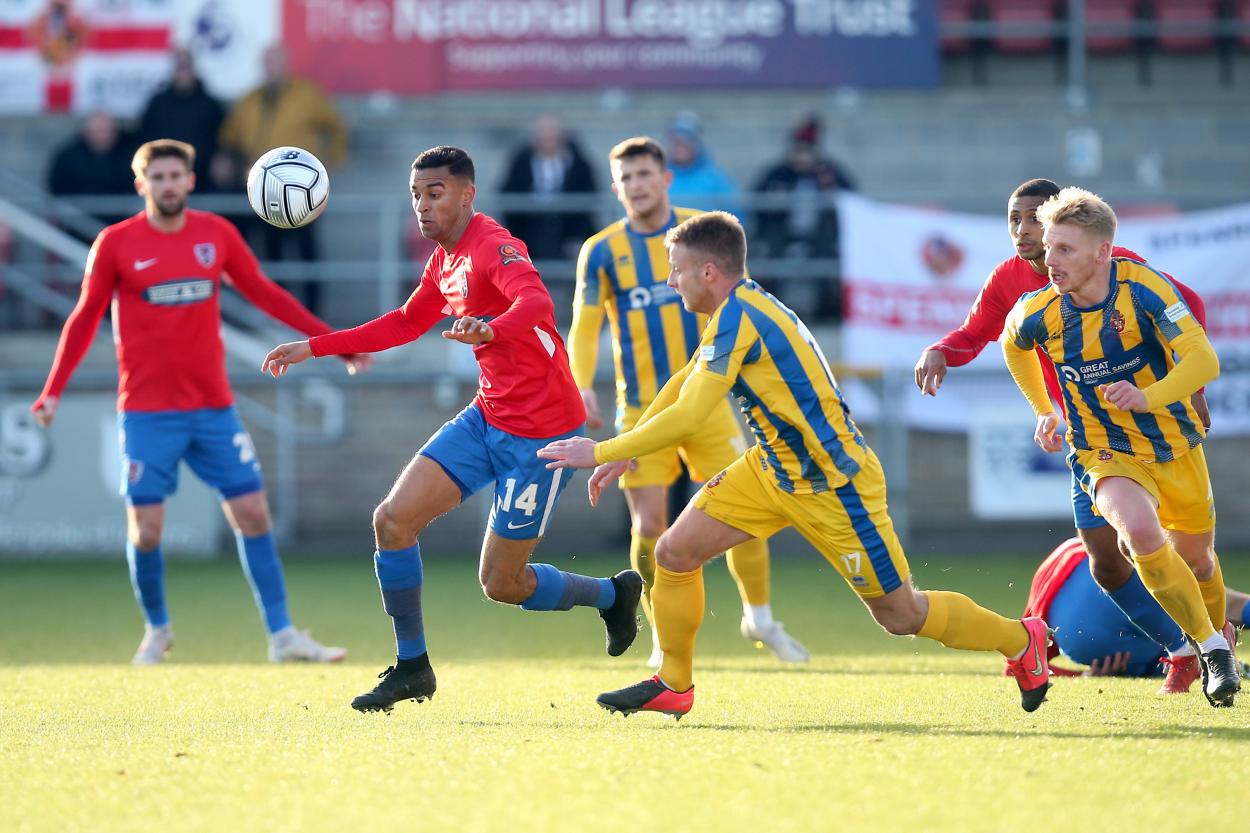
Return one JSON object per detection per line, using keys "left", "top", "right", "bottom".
{"left": 47, "top": 136, "right": 137, "bottom": 200}
{"left": 138, "top": 79, "right": 225, "bottom": 190}
{"left": 499, "top": 142, "right": 597, "bottom": 261}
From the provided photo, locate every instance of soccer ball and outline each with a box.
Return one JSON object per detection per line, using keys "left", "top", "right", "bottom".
{"left": 246, "top": 146, "right": 329, "bottom": 229}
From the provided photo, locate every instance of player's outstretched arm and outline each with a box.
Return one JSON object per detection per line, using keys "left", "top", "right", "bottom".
{"left": 262, "top": 341, "right": 313, "bottom": 378}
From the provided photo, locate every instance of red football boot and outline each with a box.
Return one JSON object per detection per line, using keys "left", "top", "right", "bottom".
{"left": 1005, "top": 617, "right": 1053, "bottom": 713}
{"left": 1157, "top": 653, "right": 1201, "bottom": 695}
{"left": 597, "top": 675, "right": 693, "bottom": 720}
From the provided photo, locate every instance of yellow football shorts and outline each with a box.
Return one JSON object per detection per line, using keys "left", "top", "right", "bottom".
{"left": 618, "top": 397, "right": 747, "bottom": 489}
{"left": 1072, "top": 444, "right": 1215, "bottom": 534}
{"left": 692, "top": 447, "right": 910, "bottom": 599}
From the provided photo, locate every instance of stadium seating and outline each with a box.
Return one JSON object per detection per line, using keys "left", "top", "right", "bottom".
{"left": 1085, "top": 0, "right": 1142, "bottom": 53}
{"left": 985, "top": 0, "right": 1059, "bottom": 53}
{"left": 940, "top": 0, "right": 981, "bottom": 54}
{"left": 1152, "top": 0, "right": 1221, "bottom": 51}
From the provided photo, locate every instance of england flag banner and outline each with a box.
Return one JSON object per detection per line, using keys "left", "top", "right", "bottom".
{"left": 838, "top": 194, "right": 1250, "bottom": 435}
{"left": 0, "top": 0, "right": 173, "bottom": 115}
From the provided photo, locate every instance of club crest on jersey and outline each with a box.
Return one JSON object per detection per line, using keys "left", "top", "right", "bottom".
{"left": 1107, "top": 310, "right": 1126, "bottom": 333}
{"left": 124, "top": 457, "right": 144, "bottom": 485}
{"left": 194, "top": 243, "right": 216, "bottom": 268}
{"left": 1098, "top": 449, "right": 1113, "bottom": 462}
{"left": 498, "top": 244, "right": 528, "bottom": 266}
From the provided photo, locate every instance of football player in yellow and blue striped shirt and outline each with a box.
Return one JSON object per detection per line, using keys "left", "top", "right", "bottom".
{"left": 1002, "top": 186, "right": 1238, "bottom": 707}
{"left": 569, "top": 137, "right": 808, "bottom": 666}
{"left": 542, "top": 211, "right": 1053, "bottom": 718}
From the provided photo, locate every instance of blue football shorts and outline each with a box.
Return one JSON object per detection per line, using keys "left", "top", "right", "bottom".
{"left": 1047, "top": 561, "right": 1166, "bottom": 677}
{"left": 419, "top": 403, "right": 583, "bottom": 541}
{"left": 118, "top": 407, "right": 264, "bottom": 505}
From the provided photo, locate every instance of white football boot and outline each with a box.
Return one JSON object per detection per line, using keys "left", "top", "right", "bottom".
{"left": 268, "top": 627, "right": 348, "bottom": 663}
{"left": 740, "top": 617, "right": 811, "bottom": 662}
{"left": 132, "top": 624, "right": 174, "bottom": 665}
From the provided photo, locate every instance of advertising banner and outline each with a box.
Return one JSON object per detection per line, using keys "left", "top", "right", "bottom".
{"left": 282, "top": 0, "right": 938, "bottom": 93}
{"left": 838, "top": 195, "right": 1250, "bottom": 435}
{"left": 0, "top": 0, "right": 173, "bottom": 115}
{"left": 0, "top": 394, "right": 222, "bottom": 557}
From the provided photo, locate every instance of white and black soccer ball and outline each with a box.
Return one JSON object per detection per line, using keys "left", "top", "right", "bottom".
{"left": 246, "top": 146, "right": 329, "bottom": 229}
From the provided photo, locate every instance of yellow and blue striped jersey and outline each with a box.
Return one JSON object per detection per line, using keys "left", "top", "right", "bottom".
{"left": 569, "top": 207, "right": 705, "bottom": 411}
{"left": 1003, "top": 258, "right": 1206, "bottom": 462}
{"left": 697, "top": 279, "right": 867, "bottom": 494}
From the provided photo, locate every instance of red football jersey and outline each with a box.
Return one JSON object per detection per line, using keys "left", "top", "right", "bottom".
{"left": 37, "top": 210, "right": 337, "bottom": 412}
{"left": 928, "top": 246, "right": 1207, "bottom": 410}
{"left": 310, "top": 213, "right": 585, "bottom": 438}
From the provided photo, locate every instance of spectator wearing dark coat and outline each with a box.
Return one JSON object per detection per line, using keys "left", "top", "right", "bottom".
{"left": 137, "top": 48, "right": 226, "bottom": 191}
{"left": 499, "top": 114, "right": 598, "bottom": 260}
{"left": 47, "top": 110, "right": 137, "bottom": 229}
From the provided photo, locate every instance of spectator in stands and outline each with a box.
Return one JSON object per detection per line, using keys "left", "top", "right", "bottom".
{"left": 750, "top": 115, "right": 854, "bottom": 321}
{"left": 499, "top": 114, "right": 598, "bottom": 260}
{"left": 137, "top": 48, "right": 227, "bottom": 192}
{"left": 664, "top": 111, "right": 743, "bottom": 219}
{"left": 47, "top": 110, "right": 137, "bottom": 226}
{"left": 218, "top": 43, "right": 347, "bottom": 314}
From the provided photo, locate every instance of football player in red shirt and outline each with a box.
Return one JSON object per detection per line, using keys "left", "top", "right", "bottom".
{"left": 263, "top": 146, "right": 643, "bottom": 713}
{"left": 914, "top": 178, "right": 1218, "bottom": 692}
{"left": 32, "top": 139, "right": 361, "bottom": 665}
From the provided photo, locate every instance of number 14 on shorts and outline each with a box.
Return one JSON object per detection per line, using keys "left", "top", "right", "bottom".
{"left": 498, "top": 478, "right": 539, "bottom": 516}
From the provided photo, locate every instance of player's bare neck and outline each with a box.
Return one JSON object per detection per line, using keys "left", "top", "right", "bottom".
{"left": 146, "top": 210, "right": 187, "bottom": 234}
{"left": 1070, "top": 269, "right": 1111, "bottom": 308}
{"left": 627, "top": 200, "right": 672, "bottom": 235}
{"left": 1025, "top": 257, "right": 1047, "bottom": 276}
{"left": 439, "top": 209, "right": 476, "bottom": 252}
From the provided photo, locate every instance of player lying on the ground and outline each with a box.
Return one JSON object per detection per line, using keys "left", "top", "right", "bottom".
{"left": 1024, "top": 538, "right": 1246, "bottom": 687}
{"left": 915, "top": 178, "right": 1214, "bottom": 695}
{"left": 1003, "top": 186, "right": 1238, "bottom": 707}
{"left": 540, "top": 211, "right": 1053, "bottom": 720}
{"left": 262, "top": 146, "right": 643, "bottom": 714}
{"left": 32, "top": 139, "right": 360, "bottom": 665}
{"left": 570, "top": 136, "right": 808, "bottom": 667}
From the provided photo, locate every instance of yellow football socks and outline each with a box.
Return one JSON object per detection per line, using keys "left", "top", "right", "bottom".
{"left": 917, "top": 590, "right": 1029, "bottom": 657}
{"left": 1133, "top": 542, "right": 1218, "bottom": 642}
{"left": 725, "top": 537, "right": 770, "bottom": 607}
{"left": 653, "top": 564, "right": 704, "bottom": 692}
{"left": 1197, "top": 552, "right": 1228, "bottom": 631}
{"left": 629, "top": 533, "right": 658, "bottom": 623}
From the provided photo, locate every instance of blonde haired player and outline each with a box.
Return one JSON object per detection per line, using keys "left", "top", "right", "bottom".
{"left": 1002, "top": 187, "right": 1238, "bottom": 707}
{"left": 542, "top": 211, "right": 1052, "bottom": 718}
{"left": 569, "top": 137, "right": 808, "bottom": 666}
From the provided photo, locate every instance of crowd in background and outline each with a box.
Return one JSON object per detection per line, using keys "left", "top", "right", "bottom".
{"left": 39, "top": 45, "right": 857, "bottom": 321}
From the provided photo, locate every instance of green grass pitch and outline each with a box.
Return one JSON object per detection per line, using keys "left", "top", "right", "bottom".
{"left": 2, "top": 551, "right": 1246, "bottom": 833}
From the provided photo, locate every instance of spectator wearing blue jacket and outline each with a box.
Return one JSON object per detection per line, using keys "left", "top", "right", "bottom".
{"left": 664, "top": 112, "right": 743, "bottom": 220}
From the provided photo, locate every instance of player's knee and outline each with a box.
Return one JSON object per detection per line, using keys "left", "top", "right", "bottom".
{"left": 130, "top": 522, "right": 163, "bottom": 552}
{"left": 480, "top": 574, "right": 528, "bottom": 605}
{"left": 635, "top": 518, "right": 666, "bottom": 539}
{"left": 654, "top": 537, "right": 698, "bottom": 574}
{"left": 872, "top": 607, "right": 923, "bottom": 637}
{"left": 1188, "top": 552, "right": 1216, "bottom": 582}
{"left": 373, "top": 500, "right": 417, "bottom": 548}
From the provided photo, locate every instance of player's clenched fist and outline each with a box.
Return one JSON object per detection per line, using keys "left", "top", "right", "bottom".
{"left": 262, "top": 340, "right": 313, "bottom": 378}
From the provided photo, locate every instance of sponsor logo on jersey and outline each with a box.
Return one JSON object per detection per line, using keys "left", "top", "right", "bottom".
{"left": 143, "top": 279, "right": 215, "bottom": 306}
{"left": 193, "top": 243, "right": 216, "bottom": 268}
{"left": 705, "top": 470, "right": 726, "bottom": 490}
{"left": 1061, "top": 349, "right": 1145, "bottom": 386}
{"left": 498, "top": 243, "right": 529, "bottom": 265}
{"left": 1107, "top": 310, "right": 1126, "bottom": 333}
{"left": 1164, "top": 301, "right": 1190, "bottom": 323}
{"left": 625, "top": 284, "right": 682, "bottom": 310}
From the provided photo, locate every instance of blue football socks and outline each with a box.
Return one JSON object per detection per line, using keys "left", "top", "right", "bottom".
{"left": 126, "top": 541, "right": 168, "bottom": 627}
{"left": 235, "top": 532, "right": 292, "bottom": 634}
{"left": 521, "top": 563, "right": 615, "bottom": 611}
{"left": 1105, "top": 569, "right": 1188, "bottom": 654}
{"left": 375, "top": 545, "right": 427, "bottom": 660}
